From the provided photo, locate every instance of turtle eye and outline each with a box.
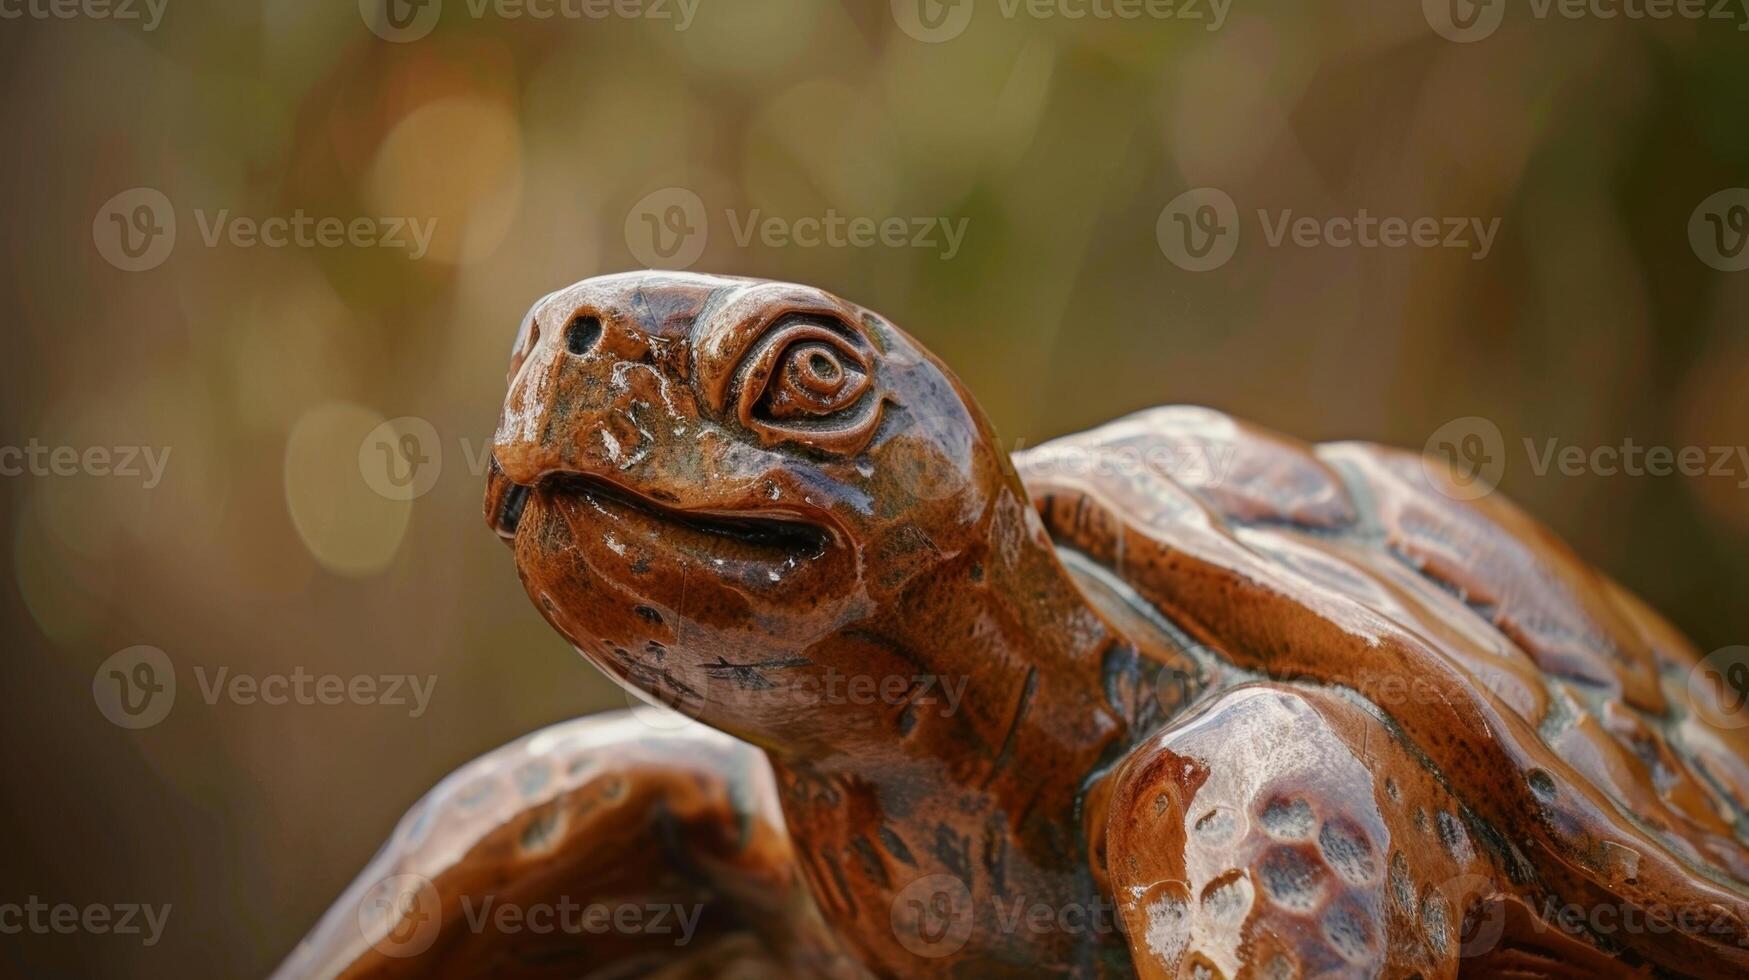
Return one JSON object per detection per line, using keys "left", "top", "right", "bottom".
{"left": 732, "top": 316, "right": 882, "bottom": 453}
{"left": 759, "top": 341, "right": 870, "bottom": 420}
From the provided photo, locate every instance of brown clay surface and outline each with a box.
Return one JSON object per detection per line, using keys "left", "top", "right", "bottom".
{"left": 287, "top": 273, "right": 1749, "bottom": 979}
{"left": 1027, "top": 407, "right": 1749, "bottom": 976}
{"left": 272, "top": 714, "right": 861, "bottom": 979}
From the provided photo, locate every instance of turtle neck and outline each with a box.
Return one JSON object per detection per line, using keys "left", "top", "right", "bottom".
{"left": 760, "top": 480, "right": 1144, "bottom": 978}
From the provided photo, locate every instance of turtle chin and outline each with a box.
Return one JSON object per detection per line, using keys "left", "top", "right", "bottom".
{"left": 493, "top": 465, "right": 870, "bottom": 736}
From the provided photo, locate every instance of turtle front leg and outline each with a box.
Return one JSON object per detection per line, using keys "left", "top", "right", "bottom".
{"left": 274, "top": 712, "right": 864, "bottom": 980}
{"left": 1104, "top": 684, "right": 1636, "bottom": 979}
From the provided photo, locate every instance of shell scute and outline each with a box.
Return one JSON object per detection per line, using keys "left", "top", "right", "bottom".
{"left": 1021, "top": 407, "right": 1749, "bottom": 977}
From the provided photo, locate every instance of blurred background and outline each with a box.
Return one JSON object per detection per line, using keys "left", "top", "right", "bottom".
{"left": 0, "top": 0, "right": 1746, "bottom": 975}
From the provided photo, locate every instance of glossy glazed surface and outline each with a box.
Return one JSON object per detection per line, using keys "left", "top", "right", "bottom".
{"left": 486, "top": 272, "right": 1142, "bottom": 976}
{"left": 272, "top": 714, "right": 861, "bottom": 979}
{"left": 287, "top": 273, "right": 1748, "bottom": 979}
{"left": 1025, "top": 408, "right": 1749, "bottom": 976}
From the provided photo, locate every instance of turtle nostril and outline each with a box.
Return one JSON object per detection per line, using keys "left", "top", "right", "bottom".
{"left": 567, "top": 315, "right": 603, "bottom": 356}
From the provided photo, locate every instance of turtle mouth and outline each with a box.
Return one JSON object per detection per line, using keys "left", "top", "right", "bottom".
{"left": 487, "top": 462, "right": 829, "bottom": 560}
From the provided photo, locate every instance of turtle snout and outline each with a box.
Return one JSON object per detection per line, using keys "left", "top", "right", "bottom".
{"left": 487, "top": 305, "right": 695, "bottom": 545}
{"left": 491, "top": 351, "right": 672, "bottom": 487}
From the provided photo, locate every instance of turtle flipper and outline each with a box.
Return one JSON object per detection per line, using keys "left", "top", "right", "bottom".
{"left": 1104, "top": 684, "right": 1645, "bottom": 979}
{"left": 272, "top": 712, "right": 860, "bottom": 979}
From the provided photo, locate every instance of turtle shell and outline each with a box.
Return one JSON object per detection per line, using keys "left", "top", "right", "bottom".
{"left": 1015, "top": 406, "right": 1749, "bottom": 975}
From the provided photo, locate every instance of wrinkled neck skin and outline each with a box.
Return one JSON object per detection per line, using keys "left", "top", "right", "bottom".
{"left": 755, "top": 479, "right": 1144, "bottom": 978}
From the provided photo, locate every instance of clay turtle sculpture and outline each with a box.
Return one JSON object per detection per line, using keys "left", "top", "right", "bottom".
{"left": 279, "top": 272, "right": 1749, "bottom": 979}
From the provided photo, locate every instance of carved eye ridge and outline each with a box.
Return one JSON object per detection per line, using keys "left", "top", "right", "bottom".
{"left": 732, "top": 316, "right": 883, "bottom": 452}
{"left": 761, "top": 342, "right": 871, "bottom": 420}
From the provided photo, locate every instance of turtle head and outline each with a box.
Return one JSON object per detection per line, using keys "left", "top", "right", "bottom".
{"left": 486, "top": 272, "right": 1023, "bottom": 757}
